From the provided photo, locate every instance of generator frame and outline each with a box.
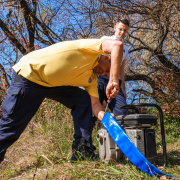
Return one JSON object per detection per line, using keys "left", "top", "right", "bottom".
{"left": 97, "top": 103, "right": 167, "bottom": 167}
{"left": 120, "top": 103, "right": 167, "bottom": 167}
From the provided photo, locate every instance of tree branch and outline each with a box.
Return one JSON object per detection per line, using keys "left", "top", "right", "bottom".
{"left": 129, "top": 34, "right": 154, "bottom": 52}
{"left": 0, "top": 64, "right": 9, "bottom": 92}
{"left": 0, "top": 18, "right": 26, "bottom": 55}
{"left": 19, "top": 0, "right": 35, "bottom": 52}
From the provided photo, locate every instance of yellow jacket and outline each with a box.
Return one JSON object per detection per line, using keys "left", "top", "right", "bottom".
{"left": 13, "top": 39, "right": 108, "bottom": 97}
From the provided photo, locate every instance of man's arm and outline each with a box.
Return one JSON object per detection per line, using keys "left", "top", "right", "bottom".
{"left": 91, "top": 96, "right": 105, "bottom": 120}
{"left": 101, "top": 39, "right": 123, "bottom": 98}
{"left": 91, "top": 96, "right": 115, "bottom": 120}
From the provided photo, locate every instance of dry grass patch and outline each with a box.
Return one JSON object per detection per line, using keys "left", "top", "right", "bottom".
{"left": 0, "top": 100, "right": 180, "bottom": 179}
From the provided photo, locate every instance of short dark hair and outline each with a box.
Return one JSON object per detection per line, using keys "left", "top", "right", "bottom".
{"left": 116, "top": 18, "right": 130, "bottom": 27}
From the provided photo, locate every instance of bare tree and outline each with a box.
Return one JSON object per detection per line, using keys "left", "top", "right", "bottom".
{"left": 0, "top": 0, "right": 86, "bottom": 100}
{"left": 0, "top": 0, "right": 179, "bottom": 115}
{"left": 90, "top": 0, "right": 180, "bottom": 104}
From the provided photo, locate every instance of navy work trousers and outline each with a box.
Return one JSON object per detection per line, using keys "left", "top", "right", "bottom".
{"left": 97, "top": 76, "right": 128, "bottom": 116}
{"left": 0, "top": 72, "right": 93, "bottom": 162}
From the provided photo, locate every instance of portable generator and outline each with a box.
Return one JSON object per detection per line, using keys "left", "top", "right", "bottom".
{"left": 97, "top": 103, "right": 167, "bottom": 166}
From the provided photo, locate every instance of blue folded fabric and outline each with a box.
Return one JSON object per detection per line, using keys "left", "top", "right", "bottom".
{"left": 101, "top": 112, "right": 177, "bottom": 177}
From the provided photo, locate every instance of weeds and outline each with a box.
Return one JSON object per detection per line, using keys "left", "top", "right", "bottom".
{"left": 0, "top": 99, "right": 180, "bottom": 179}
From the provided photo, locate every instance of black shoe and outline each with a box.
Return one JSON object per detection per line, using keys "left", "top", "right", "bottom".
{"left": 71, "top": 138, "right": 99, "bottom": 162}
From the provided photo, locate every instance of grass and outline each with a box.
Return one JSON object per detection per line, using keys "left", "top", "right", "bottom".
{"left": 0, "top": 99, "right": 180, "bottom": 180}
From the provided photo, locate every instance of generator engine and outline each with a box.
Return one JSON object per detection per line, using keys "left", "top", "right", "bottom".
{"left": 97, "top": 113, "right": 158, "bottom": 163}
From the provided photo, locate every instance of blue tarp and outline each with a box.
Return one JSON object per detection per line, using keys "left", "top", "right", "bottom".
{"left": 101, "top": 112, "right": 177, "bottom": 178}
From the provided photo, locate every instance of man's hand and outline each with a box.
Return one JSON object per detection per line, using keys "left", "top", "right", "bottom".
{"left": 106, "top": 81, "right": 120, "bottom": 98}
{"left": 91, "top": 96, "right": 105, "bottom": 121}
{"left": 91, "top": 96, "right": 117, "bottom": 121}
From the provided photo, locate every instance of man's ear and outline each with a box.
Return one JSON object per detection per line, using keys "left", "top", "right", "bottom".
{"left": 114, "top": 25, "right": 116, "bottom": 31}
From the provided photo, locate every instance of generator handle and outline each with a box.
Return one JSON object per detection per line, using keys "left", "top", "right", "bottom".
{"left": 120, "top": 103, "right": 167, "bottom": 167}
{"left": 121, "top": 105, "right": 140, "bottom": 114}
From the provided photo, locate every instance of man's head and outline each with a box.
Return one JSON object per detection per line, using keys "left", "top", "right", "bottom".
{"left": 114, "top": 18, "right": 129, "bottom": 41}
{"left": 93, "top": 55, "right": 111, "bottom": 77}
